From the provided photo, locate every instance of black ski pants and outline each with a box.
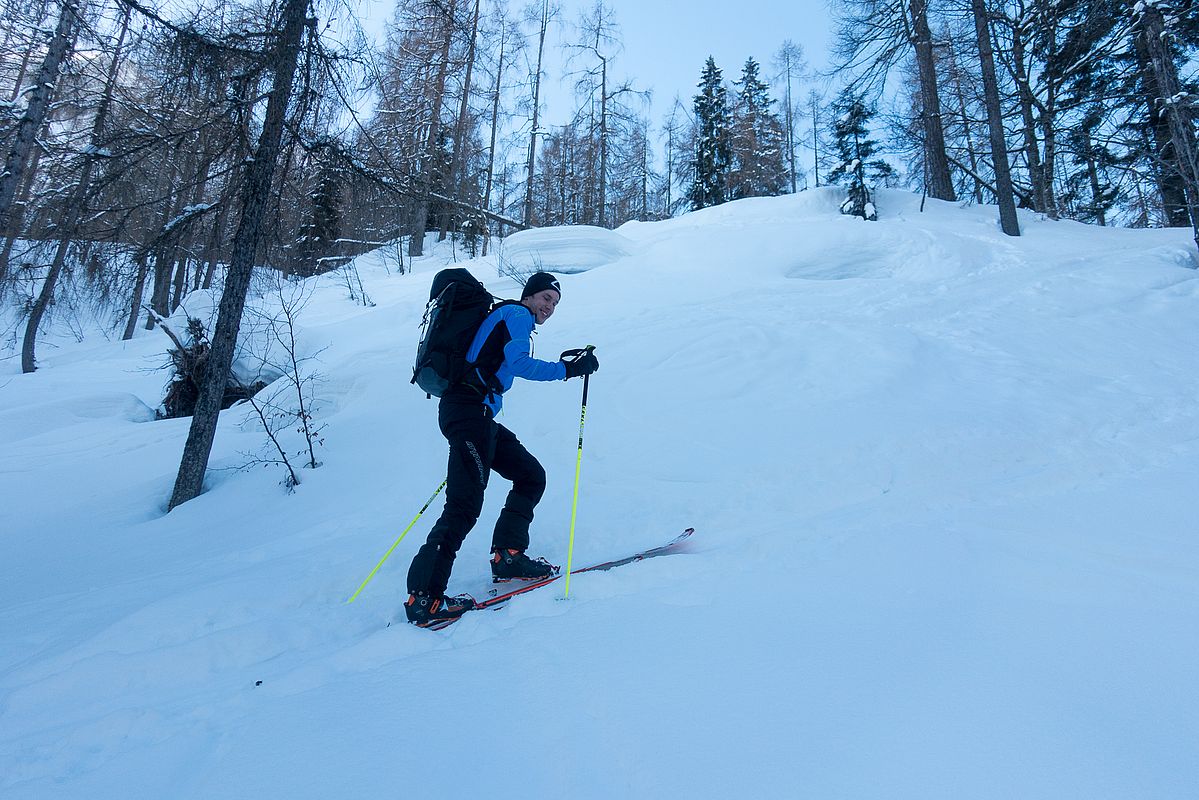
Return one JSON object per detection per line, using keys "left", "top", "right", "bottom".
{"left": 406, "top": 398, "right": 547, "bottom": 597}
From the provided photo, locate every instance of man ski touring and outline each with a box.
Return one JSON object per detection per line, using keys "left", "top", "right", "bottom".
{"left": 405, "top": 271, "right": 600, "bottom": 626}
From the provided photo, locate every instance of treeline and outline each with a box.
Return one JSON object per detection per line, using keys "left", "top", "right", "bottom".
{"left": 2, "top": 0, "right": 1195, "bottom": 509}
{"left": 0, "top": 0, "right": 809, "bottom": 375}
{"left": 0, "top": 0, "right": 377, "bottom": 373}
{"left": 358, "top": 1, "right": 813, "bottom": 240}
{"left": 825, "top": 0, "right": 1199, "bottom": 241}
{"left": 3, "top": 0, "right": 1198, "bottom": 369}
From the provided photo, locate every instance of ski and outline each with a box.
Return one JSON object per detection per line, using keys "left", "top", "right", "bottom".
{"left": 420, "top": 528, "right": 695, "bottom": 630}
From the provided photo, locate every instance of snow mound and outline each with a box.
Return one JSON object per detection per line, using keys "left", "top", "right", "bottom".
{"left": 163, "top": 284, "right": 310, "bottom": 390}
{"left": 495, "top": 225, "right": 637, "bottom": 275}
{"left": 0, "top": 392, "right": 156, "bottom": 443}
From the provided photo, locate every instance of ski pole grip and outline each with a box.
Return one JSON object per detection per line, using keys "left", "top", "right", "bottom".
{"left": 561, "top": 345, "right": 596, "bottom": 362}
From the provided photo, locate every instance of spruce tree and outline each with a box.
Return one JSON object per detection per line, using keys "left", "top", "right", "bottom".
{"left": 826, "top": 88, "right": 894, "bottom": 220}
{"left": 689, "top": 57, "right": 731, "bottom": 210}
{"left": 729, "top": 57, "right": 788, "bottom": 199}
{"left": 1061, "top": 107, "right": 1120, "bottom": 226}
{"left": 296, "top": 168, "right": 344, "bottom": 277}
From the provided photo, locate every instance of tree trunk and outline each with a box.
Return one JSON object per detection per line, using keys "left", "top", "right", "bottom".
{"left": 200, "top": 203, "right": 227, "bottom": 289}
{"left": 169, "top": 0, "right": 311, "bottom": 511}
{"left": 0, "top": 0, "right": 77, "bottom": 235}
{"left": 1035, "top": 0, "right": 1060, "bottom": 219}
{"left": 146, "top": 254, "right": 175, "bottom": 325}
{"left": 642, "top": 138, "right": 649, "bottom": 216}
{"left": 7, "top": 0, "right": 53, "bottom": 101}
{"left": 1038, "top": 98, "right": 1060, "bottom": 218}
{"left": 21, "top": 236, "right": 71, "bottom": 372}
{"left": 808, "top": 92, "right": 821, "bottom": 186}
{"left": 950, "top": 49, "right": 984, "bottom": 203}
{"left": 21, "top": 2, "right": 129, "bottom": 371}
{"left": 408, "top": 0, "right": 457, "bottom": 258}
{"left": 440, "top": 0, "right": 482, "bottom": 242}
{"left": 1084, "top": 133, "right": 1106, "bottom": 226}
{"left": 971, "top": 0, "right": 1020, "bottom": 236}
{"left": 1130, "top": 13, "right": 1190, "bottom": 227}
{"left": 782, "top": 54, "right": 796, "bottom": 193}
{"left": 908, "top": 0, "right": 956, "bottom": 201}
{"left": 142, "top": 154, "right": 185, "bottom": 329}
{"left": 170, "top": 257, "right": 190, "bottom": 310}
{"left": 0, "top": 141, "right": 45, "bottom": 291}
{"left": 122, "top": 251, "right": 151, "bottom": 340}
{"left": 523, "top": 0, "right": 549, "bottom": 227}
{"left": 482, "top": 23, "right": 507, "bottom": 256}
{"left": 1136, "top": 2, "right": 1199, "bottom": 248}
{"left": 959, "top": 84, "right": 983, "bottom": 201}
{"left": 1009, "top": 25, "right": 1048, "bottom": 213}
{"left": 598, "top": 56, "right": 608, "bottom": 227}
{"left": 664, "top": 119, "right": 674, "bottom": 215}
{"left": 173, "top": 161, "right": 211, "bottom": 306}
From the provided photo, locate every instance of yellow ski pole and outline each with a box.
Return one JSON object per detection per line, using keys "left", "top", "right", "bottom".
{"left": 346, "top": 478, "right": 446, "bottom": 603}
{"left": 563, "top": 346, "right": 595, "bottom": 599}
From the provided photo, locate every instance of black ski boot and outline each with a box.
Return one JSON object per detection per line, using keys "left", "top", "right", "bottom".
{"left": 404, "top": 592, "right": 476, "bottom": 627}
{"left": 491, "top": 549, "right": 559, "bottom": 582}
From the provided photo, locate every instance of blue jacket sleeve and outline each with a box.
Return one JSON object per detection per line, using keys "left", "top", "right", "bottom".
{"left": 503, "top": 309, "right": 567, "bottom": 381}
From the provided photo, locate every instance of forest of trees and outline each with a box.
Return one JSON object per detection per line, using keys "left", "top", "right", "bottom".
{"left": 1, "top": 0, "right": 1195, "bottom": 504}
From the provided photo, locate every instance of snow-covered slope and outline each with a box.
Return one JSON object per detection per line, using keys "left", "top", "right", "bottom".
{"left": 2, "top": 188, "right": 1197, "bottom": 799}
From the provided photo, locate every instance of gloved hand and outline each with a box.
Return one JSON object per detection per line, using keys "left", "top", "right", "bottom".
{"left": 561, "top": 348, "right": 599, "bottom": 379}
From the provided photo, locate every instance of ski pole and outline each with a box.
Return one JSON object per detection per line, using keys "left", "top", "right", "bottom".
{"left": 346, "top": 478, "right": 446, "bottom": 603}
{"left": 563, "top": 345, "right": 595, "bottom": 599}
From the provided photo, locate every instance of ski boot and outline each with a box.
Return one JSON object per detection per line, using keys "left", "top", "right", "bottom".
{"left": 405, "top": 592, "right": 476, "bottom": 627}
{"left": 491, "top": 549, "right": 559, "bottom": 582}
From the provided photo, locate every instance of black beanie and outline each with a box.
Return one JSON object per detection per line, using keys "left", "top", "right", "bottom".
{"left": 521, "top": 271, "right": 562, "bottom": 299}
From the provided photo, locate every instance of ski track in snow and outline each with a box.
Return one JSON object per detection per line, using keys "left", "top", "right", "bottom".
{"left": 2, "top": 189, "right": 1198, "bottom": 798}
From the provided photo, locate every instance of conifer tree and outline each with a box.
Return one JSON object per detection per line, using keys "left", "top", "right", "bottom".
{"left": 827, "top": 88, "right": 893, "bottom": 220}
{"left": 1132, "top": 0, "right": 1199, "bottom": 248}
{"left": 689, "top": 56, "right": 731, "bottom": 210}
{"left": 729, "top": 57, "right": 788, "bottom": 199}
{"left": 1061, "top": 107, "right": 1120, "bottom": 226}
{"left": 295, "top": 165, "right": 344, "bottom": 277}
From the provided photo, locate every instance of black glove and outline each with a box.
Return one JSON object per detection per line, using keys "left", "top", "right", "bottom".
{"left": 562, "top": 349, "right": 599, "bottom": 379}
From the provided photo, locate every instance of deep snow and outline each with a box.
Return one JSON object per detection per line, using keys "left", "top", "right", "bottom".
{"left": 2, "top": 188, "right": 1197, "bottom": 799}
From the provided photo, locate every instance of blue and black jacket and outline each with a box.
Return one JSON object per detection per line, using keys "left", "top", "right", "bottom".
{"left": 460, "top": 301, "right": 566, "bottom": 416}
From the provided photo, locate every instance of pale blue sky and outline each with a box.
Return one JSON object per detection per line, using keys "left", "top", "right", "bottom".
{"left": 549, "top": 0, "right": 829, "bottom": 118}
{"left": 351, "top": 0, "right": 837, "bottom": 127}
{"left": 542, "top": 0, "right": 835, "bottom": 125}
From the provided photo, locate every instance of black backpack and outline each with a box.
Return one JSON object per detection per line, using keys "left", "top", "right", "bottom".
{"left": 411, "top": 268, "right": 495, "bottom": 397}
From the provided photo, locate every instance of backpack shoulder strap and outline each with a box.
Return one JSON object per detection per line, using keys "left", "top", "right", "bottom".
{"left": 463, "top": 300, "right": 532, "bottom": 392}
